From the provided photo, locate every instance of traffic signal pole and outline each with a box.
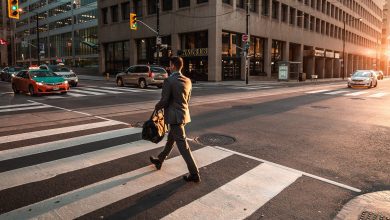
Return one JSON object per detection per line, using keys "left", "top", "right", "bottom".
{"left": 245, "top": 0, "right": 249, "bottom": 85}
{"left": 156, "top": 0, "right": 160, "bottom": 65}
{"left": 36, "top": 13, "right": 40, "bottom": 65}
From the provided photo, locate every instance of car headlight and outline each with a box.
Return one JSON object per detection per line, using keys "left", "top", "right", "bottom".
{"left": 37, "top": 82, "right": 44, "bottom": 86}
{"left": 64, "top": 80, "right": 68, "bottom": 84}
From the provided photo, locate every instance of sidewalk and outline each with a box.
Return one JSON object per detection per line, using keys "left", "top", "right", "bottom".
{"left": 78, "top": 74, "right": 346, "bottom": 86}
{"left": 334, "top": 191, "right": 390, "bottom": 220}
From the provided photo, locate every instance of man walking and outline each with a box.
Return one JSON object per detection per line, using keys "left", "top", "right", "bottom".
{"left": 150, "top": 57, "right": 200, "bottom": 183}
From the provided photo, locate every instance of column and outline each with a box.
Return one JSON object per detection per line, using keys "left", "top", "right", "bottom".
{"left": 333, "top": 59, "right": 341, "bottom": 78}
{"left": 129, "top": 39, "right": 137, "bottom": 66}
{"left": 265, "top": 38, "right": 272, "bottom": 78}
{"left": 208, "top": 26, "right": 221, "bottom": 81}
{"left": 347, "top": 54, "right": 353, "bottom": 76}
{"left": 99, "top": 43, "right": 106, "bottom": 74}
{"left": 283, "top": 41, "right": 289, "bottom": 62}
{"left": 171, "top": 33, "right": 180, "bottom": 57}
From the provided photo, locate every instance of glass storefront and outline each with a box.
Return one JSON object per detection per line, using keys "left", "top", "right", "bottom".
{"left": 222, "top": 31, "right": 242, "bottom": 80}
{"left": 105, "top": 41, "right": 130, "bottom": 74}
{"left": 271, "top": 40, "right": 284, "bottom": 77}
{"left": 136, "top": 36, "right": 171, "bottom": 66}
{"left": 249, "top": 36, "right": 266, "bottom": 76}
{"left": 180, "top": 31, "right": 208, "bottom": 81}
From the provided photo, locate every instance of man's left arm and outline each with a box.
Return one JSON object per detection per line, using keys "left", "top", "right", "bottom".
{"left": 155, "top": 79, "right": 171, "bottom": 110}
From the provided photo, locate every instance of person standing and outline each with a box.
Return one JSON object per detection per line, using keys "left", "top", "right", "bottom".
{"left": 150, "top": 56, "right": 200, "bottom": 183}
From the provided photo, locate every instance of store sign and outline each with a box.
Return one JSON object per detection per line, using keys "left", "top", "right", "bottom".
{"left": 181, "top": 48, "right": 208, "bottom": 57}
{"left": 314, "top": 49, "right": 325, "bottom": 57}
{"left": 335, "top": 53, "right": 340, "bottom": 59}
{"left": 325, "top": 51, "right": 334, "bottom": 58}
{"left": 278, "top": 62, "right": 289, "bottom": 80}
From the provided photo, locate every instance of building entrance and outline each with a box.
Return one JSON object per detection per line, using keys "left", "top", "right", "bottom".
{"left": 222, "top": 57, "right": 241, "bottom": 80}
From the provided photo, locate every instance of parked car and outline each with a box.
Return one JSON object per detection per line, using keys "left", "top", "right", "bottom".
{"left": 39, "top": 64, "right": 79, "bottom": 87}
{"left": 116, "top": 65, "right": 168, "bottom": 89}
{"left": 348, "top": 70, "right": 378, "bottom": 88}
{"left": 374, "top": 70, "right": 384, "bottom": 80}
{"left": 11, "top": 69, "right": 69, "bottom": 96}
{"left": 1, "top": 66, "right": 24, "bottom": 82}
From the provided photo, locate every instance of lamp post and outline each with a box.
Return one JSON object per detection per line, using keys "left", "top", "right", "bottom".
{"left": 342, "top": 17, "right": 362, "bottom": 80}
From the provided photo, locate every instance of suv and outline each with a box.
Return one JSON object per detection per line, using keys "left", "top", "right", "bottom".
{"left": 116, "top": 65, "right": 168, "bottom": 89}
{"left": 1, "top": 66, "right": 24, "bottom": 82}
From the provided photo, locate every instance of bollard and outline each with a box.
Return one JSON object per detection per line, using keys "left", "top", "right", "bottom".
{"left": 105, "top": 73, "right": 109, "bottom": 81}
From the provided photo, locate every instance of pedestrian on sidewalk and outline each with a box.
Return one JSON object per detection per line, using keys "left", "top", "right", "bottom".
{"left": 149, "top": 56, "right": 201, "bottom": 183}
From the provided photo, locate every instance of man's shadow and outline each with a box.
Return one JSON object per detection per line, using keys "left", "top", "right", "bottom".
{"left": 105, "top": 179, "right": 186, "bottom": 219}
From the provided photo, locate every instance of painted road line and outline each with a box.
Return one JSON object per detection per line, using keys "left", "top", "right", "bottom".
{"left": 0, "top": 127, "right": 141, "bottom": 161}
{"left": 0, "top": 102, "right": 41, "bottom": 109}
{"left": 65, "top": 92, "right": 88, "bottom": 97}
{"left": 83, "top": 87, "right": 123, "bottom": 94}
{"left": 1, "top": 147, "right": 232, "bottom": 220}
{"left": 100, "top": 87, "right": 143, "bottom": 93}
{"left": 324, "top": 90, "right": 349, "bottom": 95}
{"left": 45, "top": 95, "right": 66, "bottom": 99}
{"left": 0, "top": 139, "right": 165, "bottom": 191}
{"left": 163, "top": 163, "right": 300, "bottom": 220}
{"left": 344, "top": 91, "right": 369, "bottom": 96}
{"left": 305, "top": 89, "right": 330, "bottom": 94}
{"left": 0, "top": 120, "right": 124, "bottom": 145}
{"left": 213, "top": 146, "right": 361, "bottom": 192}
{"left": 70, "top": 89, "right": 106, "bottom": 95}
{"left": 0, "top": 105, "right": 51, "bottom": 113}
{"left": 367, "top": 92, "right": 387, "bottom": 98}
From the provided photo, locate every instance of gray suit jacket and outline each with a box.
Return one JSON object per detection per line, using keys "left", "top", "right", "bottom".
{"left": 155, "top": 72, "right": 192, "bottom": 124}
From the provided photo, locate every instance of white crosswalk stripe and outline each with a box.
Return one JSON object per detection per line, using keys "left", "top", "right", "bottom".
{"left": 64, "top": 92, "right": 87, "bottom": 97}
{"left": 324, "top": 90, "right": 349, "bottom": 95}
{"left": 344, "top": 91, "right": 369, "bottom": 96}
{"left": 82, "top": 87, "right": 123, "bottom": 94}
{"left": 305, "top": 89, "right": 388, "bottom": 98}
{"left": 305, "top": 89, "right": 330, "bottom": 94}
{"left": 367, "top": 92, "right": 387, "bottom": 98}
{"left": 0, "top": 119, "right": 321, "bottom": 219}
{"left": 70, "top": 89, "right": 106, "bottom": 95}
{"left": 0, "top": 102, "right": 52, "bottom": 113}
{"left": 101, "top": 86, "right": 151, "bottom": 93}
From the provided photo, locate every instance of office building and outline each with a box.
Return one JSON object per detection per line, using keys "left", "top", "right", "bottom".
{"left": 98, "top": 0, "right": 384, "bottom": 81}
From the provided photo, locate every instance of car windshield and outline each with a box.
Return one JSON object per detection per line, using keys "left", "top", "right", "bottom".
{"left": 151, "top": 67, "right": 166, "bottom": 73}
{"left": 49, "top": 66, "right": 70, "bottom": 72}
{"left": 10, "top": 67, "right": 23, "bottom": 72}
{"left": 353, "top": 71, "right": 371, "bottom": 77}
{"left": 30, "top": 70, "right": 58, "bottom": 77}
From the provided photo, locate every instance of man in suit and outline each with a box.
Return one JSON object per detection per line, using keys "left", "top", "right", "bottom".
{"left": 150, "top": 57, "right": 200, "bottom": 183}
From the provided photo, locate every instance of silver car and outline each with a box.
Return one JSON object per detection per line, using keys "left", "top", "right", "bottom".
{"left": 116, "top": 65, "right": 168, "bottom": 89}
{"left": 39, "top": 65, "right": 79, "bottom": 87}
{"left": 348, "top": 70, "right": 378, "bottom": 88}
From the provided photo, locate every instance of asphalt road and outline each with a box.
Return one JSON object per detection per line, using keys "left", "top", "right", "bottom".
{"left": 0, "top": 77, "right": 389, "bottom": 219}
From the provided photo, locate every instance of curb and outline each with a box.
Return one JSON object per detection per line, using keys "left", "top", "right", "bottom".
{"left": 334, "top": 191, "right": 390, "bottom": 220}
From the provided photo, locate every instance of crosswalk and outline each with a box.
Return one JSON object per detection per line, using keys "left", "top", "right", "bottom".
{"left": 43, "top": 86, "right": 160, "bottom": 100}
{"left": 305, "top": 89, "right": 388, "bottom": 98}
{"left": 0, "top": 116, "right": 307, "bottom": 219}
{"left": 0, "top": 102, "right": 53, "bottom": 114}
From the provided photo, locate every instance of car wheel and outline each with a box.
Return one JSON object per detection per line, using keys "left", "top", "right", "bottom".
{"left": 29, "top": 85, "right": 36, "bottom": 96}
{"left": 139, "top": 79, "right": 147, "bottom": 89}
{"left": 12, "top": 84, "right": 19, "bottom": 94}
{"left": 157, "top": 84, "right": 163, "bottom": 89}
{"left": 368, "top": 82, "right": 372, "bottom": 89}
{"left": 116, "top": 78, "right": 124, "bottom": 87}
{"left": 374, "top": 81, "right": 378, "bottom": 87}
{"left": 61, "top": 91, "right": 68, "bottom": 95}
{"left": 71, "top": 82, "right": 78, "bottom": 87}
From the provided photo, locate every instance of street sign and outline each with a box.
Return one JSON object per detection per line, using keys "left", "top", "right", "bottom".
{"left": 156, "top": 37, "right": 162, "bottom": 45}
{"left": 242, "top": 34, "right": 249, "bottom": 42}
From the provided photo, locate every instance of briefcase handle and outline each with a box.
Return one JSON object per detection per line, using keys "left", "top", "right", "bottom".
{"left": 150, "top": 109, "right": 164, "bottom": 120}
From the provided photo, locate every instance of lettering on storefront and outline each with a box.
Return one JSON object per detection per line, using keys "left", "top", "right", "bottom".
{"left": 325, "top": 51, "right": 335, "bottom": 58}
{"left": 314, "top": 49, "right": 325, "bottom": 57}
{"left": 181, "top": 48, "right": 208, "bottom": 57}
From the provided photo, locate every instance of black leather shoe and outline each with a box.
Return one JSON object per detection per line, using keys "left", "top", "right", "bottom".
{"left": 183, "top": 174, "right": 201, "bottom": 183}
{"left": 150, "top": 156, "right": 162, "bottom": 170}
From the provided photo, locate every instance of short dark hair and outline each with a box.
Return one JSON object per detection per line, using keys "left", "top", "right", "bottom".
{"left": 170, "top": 56, "right": 183, "bottom": 70}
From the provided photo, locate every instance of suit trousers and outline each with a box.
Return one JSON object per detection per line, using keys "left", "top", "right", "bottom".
{"left": 158, "top": 124, "right": 199, "bottom": 175}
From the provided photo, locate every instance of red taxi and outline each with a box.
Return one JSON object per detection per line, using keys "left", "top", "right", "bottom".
{"left": 11, "top": 69, "right": 69, "bottom": 96}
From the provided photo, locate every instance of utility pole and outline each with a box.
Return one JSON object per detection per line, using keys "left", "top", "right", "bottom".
{"left": 156, "top": 0, "right": 160, "bottom": 65}
{"left": 376, "top": 33, "right": 378, "bottom": 71}
{"left": 71, "top": 1, "right": 76, "bottom": 67}
{"left": 36, "top": 13, "right": 40, "bottom": 65}
{"left": 342, "top": 20, "right": 345, "bottom": 80}
{"left": 245, "top": 0, "right": 250, "bottom": 85}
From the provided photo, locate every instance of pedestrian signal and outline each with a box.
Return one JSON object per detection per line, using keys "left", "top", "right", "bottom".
{"left": 130, "top": 13, "right": 137, "bottom": 30}
{"left": 8, "top": 0, "right": 20, "bottom": 19}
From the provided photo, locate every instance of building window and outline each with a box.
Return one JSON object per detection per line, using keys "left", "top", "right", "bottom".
{"left": 297, "top": 11, "right": 303, "bottom": 27}
{"left": 223, "top": 0, "right": 231, "bottom": 4}
{"left": 148, "top": 0, "right": 157, "bottom": 14}
{"left": 310, "top": 16, "right": 315, "bottom": 31}
{"left": 102, "top": 7, "right": 108, "bottom": 24}
{"left": 289, "top": 7, "right": 296, "bottom": 25}
{"left": 236, "top": 0, "right": 244, "bottom": 9}
{"left": 110, "top": 5, "right": 119, "bottom": 23}
{"left": 179, "top": 0, "right": 190, "bottom": 8}
{"left": 304, "top": 13, "right": 309, "bottom": 29}
{"left": 133, "top": 0, "right": 143, "bottom": 17}
{"left": 121, "top": 2, "right": 130, "bottom": 20}
{"left": 197, "top": 0, "right": 208, "bottom": 3}
{"left": 261, "top": 0, "right": 270, "bottom": 16}
{"left": 281, "top": 4, "right": 288, "bottom": 23}
{"left": 250, "top": 0, "right": 257, "bottom": 12}
{"left": 249, "top": 36, "right": 266, "bottom": 76}
{"left": 163, "top": 0, "right": 173, "bottom": 11}
{"left": 271, "top": 40, "right": 283, "bottom": 76}
{"left": 272, "top": 0, "right": 279, "bottom": 20}
{"left": 222, "top": 32, "right": 242, "bottom": 80}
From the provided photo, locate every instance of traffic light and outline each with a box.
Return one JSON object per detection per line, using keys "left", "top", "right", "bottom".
{"left": 130, "top": 13, "right": 137, "bottom": 30}
{"left": 7, "top": 0, "right": 20, "bottom": 19}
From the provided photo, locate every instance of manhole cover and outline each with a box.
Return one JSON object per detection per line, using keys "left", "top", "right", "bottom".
{"left": 360, "top": 211, "right": 390, "bottom": 220}
{"left": 195, "top": 133, "right": 236, "bottom": 146}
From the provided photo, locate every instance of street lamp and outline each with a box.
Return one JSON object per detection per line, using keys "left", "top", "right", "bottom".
{"left": 342, "top": 17, "right": 362, "bottom": 80}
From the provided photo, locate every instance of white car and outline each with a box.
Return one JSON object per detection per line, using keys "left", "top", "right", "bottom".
{"left": 348, "top": 70, "right": 378, "bottom": 88}
{"left": 39, "top": 64, "right": 79, "bottom": 87}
